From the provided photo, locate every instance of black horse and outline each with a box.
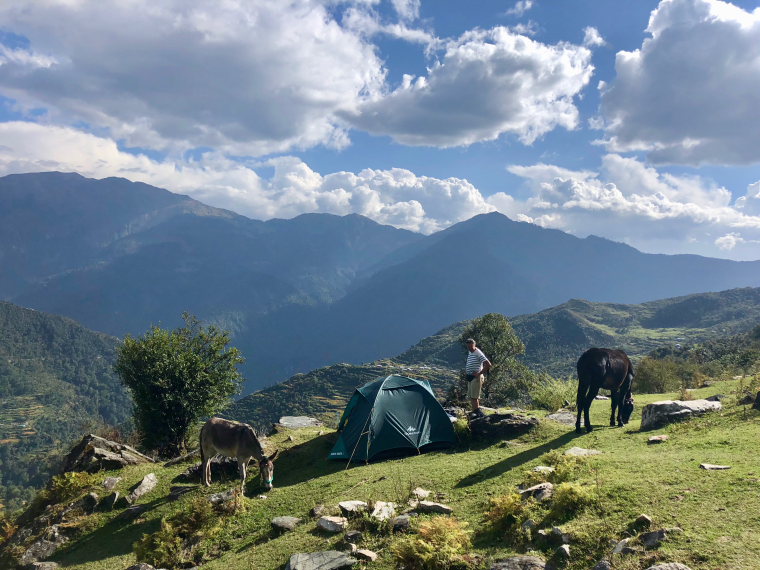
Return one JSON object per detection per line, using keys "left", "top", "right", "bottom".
{"left": 575, "top": 347, "right": 634, "bottom": 434}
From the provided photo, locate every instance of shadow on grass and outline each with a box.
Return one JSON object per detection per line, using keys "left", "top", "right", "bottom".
{"left": 51, "top": 496, "right": 170, "bottom": 565}
{"left": 455, "top": 431, "right": 581, "bottom": 488}
{"left": 268, "top": 432, "right": 345, "bottom": 488}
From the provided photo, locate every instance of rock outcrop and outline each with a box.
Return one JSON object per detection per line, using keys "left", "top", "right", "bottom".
{"left": 640, "top": 399, "right": 721, "bottom": 430}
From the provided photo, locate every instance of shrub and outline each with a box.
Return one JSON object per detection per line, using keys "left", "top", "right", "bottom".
{"left": 392, "top": 516, "right": 473, "bottom": 570}
{"left": 549, "top": 482, "right": 594, "bottom": 521}
{"left": 484, "top": 493, "right": 528, "bottom": 530}
{"left": 530, "top": 376, "right": 578, "bottom": 412}
{"left": 134, "top": 496, "right": 221, "bottom": 569}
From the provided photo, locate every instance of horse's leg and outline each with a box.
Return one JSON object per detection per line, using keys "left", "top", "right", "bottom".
{"left": 610, "top": 389, "right": 619, "bottom": 427}
{"left": 584, "top": 384, "right": 600, "bottom": 433}
{"left": 575, "top": 381, "right": 588, "bottom": 434}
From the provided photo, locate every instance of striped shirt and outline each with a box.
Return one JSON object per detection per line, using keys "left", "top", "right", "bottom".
{"left": 465, "top": 348, "right": 489, "bottom": 375}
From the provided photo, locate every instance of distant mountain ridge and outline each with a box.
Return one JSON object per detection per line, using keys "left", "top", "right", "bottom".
{"left": 229, "top": 286, "right": 760, "bottom": 428}
{"left": 2, "top": 172, "right": 760, "bottom": 390}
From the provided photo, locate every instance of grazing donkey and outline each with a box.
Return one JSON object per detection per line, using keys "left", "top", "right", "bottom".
{"left": 576, "top": 348, "right": 634, "bottom": 434}
{"left": 200, "top": 417, "right": 279, "bottom": 493}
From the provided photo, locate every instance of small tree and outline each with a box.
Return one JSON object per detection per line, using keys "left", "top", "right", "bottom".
{"left": 448, "top": 313, "right": 534, "bottom": 406}
{"left": 115, "top": 313, "right": 244, "bottom": 456}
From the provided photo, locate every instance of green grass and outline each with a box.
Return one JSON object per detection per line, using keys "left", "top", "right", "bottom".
{"left": 12, "top": 379, "right": 758, "bottom": 570}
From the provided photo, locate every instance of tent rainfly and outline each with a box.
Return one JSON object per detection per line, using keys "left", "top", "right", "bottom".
{"left": 329, "top": 374, "right": 456, "bottom": 463}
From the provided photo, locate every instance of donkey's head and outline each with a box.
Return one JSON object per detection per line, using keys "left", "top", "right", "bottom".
{"left": 258, "top": 450, "right": 280, "bottom": 490}
{"left": 621, "top": 396, "right": 634, "bottom": 424}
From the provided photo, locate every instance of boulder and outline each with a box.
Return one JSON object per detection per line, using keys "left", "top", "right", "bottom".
{"left": 490, "top": 556, "right": 546, "bottom": 569}
{"left": 127, "top": 473, "right": 157, "bottom": 503}
{"left": 285, "top": 551, "right": 357, "bottom": 570}
{"left": 546, "top": 410, "right": 576, "bottom": 426}
{"left": 370, "top": 501, "right": 396, "bottom": 521}
{"left": 519, "top": 483, "right": 554, "bottom": 502}
{"left": 415, "top": 501, "right": 453, "bottom": 515}
{"left": 469, "top": 413, "right": 539, "bottom": 439}
{"left": 310, "top": 504, "right": 328, "bottom": 517}
{"left": 644, "top": 565, "right": 692, "bottom": 570}
{"left": 102, "top": 476, "right": 122, "bottom": 490}
{"left": 61, "top": 434, "right": 154, "bottom": 473}
{"left": 631, "top": 514, "right": 653, "bottom": 531}
{"left": 640, "top": 399, "right": 721, "bottom": 430}
{"left": 355, "top": 549, "right": 378, "bottom": 562}
{"left": 318, "top": 516, "right": 348, "bottom": 533}
{"left": 277, "top": 416, "right": 323, "bottom": 429}
{"left": 699, "top": 463, "right": 730, "bottom": 470}
{"left": 411, "top": 487, "right": 431, "bottom": 499}
{"left": 344, "top": 530, "right": 363, "bottom": 544}
{"left": 338, "top": 500, "right": 368, "bottom": 516}
{"left": 648, "top": 435, "right": 669, "bottom": 444}
{"left": 391, "top": 514, "right": 412, "bottom": 532}
{"left": 272, "top": 516, "right": 302, "bottom": 532}
{"left": 19, "top": 538, "right": 65, "bottom": 566}
{"left": 641, "top": 528, "right": 668, "bottom": 548}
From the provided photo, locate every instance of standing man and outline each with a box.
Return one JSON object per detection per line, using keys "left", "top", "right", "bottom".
{"left": 465, "top": 338, "right": 491, "bottom": 417}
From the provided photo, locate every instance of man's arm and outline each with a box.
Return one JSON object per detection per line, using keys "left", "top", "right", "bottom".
{"left": 480, "top": 352, "right": 491, "bottom": 375}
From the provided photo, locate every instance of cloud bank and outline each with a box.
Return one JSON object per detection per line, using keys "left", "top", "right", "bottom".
{"left": 600, "top": 0, "right": 760, "bottom": 165}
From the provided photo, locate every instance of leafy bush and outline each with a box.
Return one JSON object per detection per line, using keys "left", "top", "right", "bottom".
{"left": 530, "top": 376, "right": 578, "bottom": 412}
{"left": 134, "top": 496, "right": 221, "bottom": 569}
{"left": 537, "top": 450, "right": 585, "bottom": 484}
{"left": 484, "top": 493, "right": 528, "bottom": 530}
{"left": 392, "top": 516, "right": 473, "bottom": 570}
{"left": 549, "top": 482, "right": 594, "bottom": 521}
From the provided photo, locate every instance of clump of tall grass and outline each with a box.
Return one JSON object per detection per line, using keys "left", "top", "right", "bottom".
{"left": 392, "top": 516, "right": 473, "bottom": 570}
{"left": 530, "top": 376, "right": 578, "bottom": 412}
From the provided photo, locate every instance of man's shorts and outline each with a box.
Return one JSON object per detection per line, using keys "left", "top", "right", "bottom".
{"left": 466, "top": 374, "right": 484, "bottom": 399}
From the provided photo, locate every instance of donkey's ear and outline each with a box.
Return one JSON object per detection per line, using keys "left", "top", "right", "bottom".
{"left": 270, "top": 449, "right": 280, "bottom": 462}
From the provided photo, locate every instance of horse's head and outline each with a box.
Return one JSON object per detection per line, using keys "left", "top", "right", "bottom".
{"left": 258, "top": 449, "right": 279, "bottom": 490}
{"left": 621, "top": 396, "right": 634, "bottom": 424}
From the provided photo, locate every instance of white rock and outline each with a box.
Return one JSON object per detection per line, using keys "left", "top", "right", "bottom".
{"left": 641, "top": 399, "right": 721, "bottom": 430}
{"left": 317, "top": 516, "right": 348, "bottom": 533}
{"left": 564, "top": 447, "right": 601, "bottom": 457}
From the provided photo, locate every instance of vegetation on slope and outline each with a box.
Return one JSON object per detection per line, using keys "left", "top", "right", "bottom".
{"left": 0, "top": 303, "right": 129, "bottom": 511}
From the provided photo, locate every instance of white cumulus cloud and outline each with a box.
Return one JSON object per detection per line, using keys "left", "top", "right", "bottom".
{"left": 599, "top": 0, "right": 760, "bottom": 165}
{"left": 343, "top": 26, "right": 594, "bottom": 146}
{"left": 0, "top": 0, "right": 385, "bottom": 156}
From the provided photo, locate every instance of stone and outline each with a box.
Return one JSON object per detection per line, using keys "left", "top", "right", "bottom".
{"left": 391, "top": 514, "right": 412, "bottom": 532}
{"left": 355, "top": 549, "right": 378, "bottom": 562}
{"left": 551, "top": 526, "right": 571, "bottom": 545}
{"left": 648, "top": 435, "right": 669, "bottom": 444}
{"left": 209, "top": 489, "right": 237, "bottom": 505}
{"left": 81, "top": 492, "right": 99, "bottom": 513}
{"left": 370, "top": 501, "right": 396, "bottom": 521}
{"left": 163, "top": 448, "right": 200, "bottom": 466}
{"left": 344, "top": 543, "right": 357, "bottom": 554}
{"left": 102, "top": 491, "right": 120, "bottom": 511}
{"left": 641, "top": 529, "right": 668, "bottom": 548}
{"left": 519, "top": 483, "right": 554, "bottom": 502}
{"left": 20, "top": 538, "right": 64, "bottom": 566}
{"left": 311, "top": 504, "right": 328, "bottom": 517}
{"left": 546, "top": 411, "right": 576, "bottom": 426}
{"left": 554, "top": 544, "right": 570, "bottom": 559}
{"left": 592, "top": 561, "right": 612, "bottom": 570}
{"left": 28, "top": 563, "right": 61, "bottom": 570}
{"left": 61, "top": 434, "right": 154, "bottom": 473}
{"left": 564, "top": 447, "right": 601, "bottom": 457}
{"left": 317, "top": 516, "right": 348, "bottom": 533}
{"left": 127, "top": 473, "right": 157, "bottom": 503}
{"left": 339, "top": 500, "right": 368, "bottom": 516}
{"left": 277, "top": 416, "right": 323, "bottom": 429}
{"left": 612, "top": 538, "right": 630, "bottom": 554}
{"left": 126, "top": 565, "right": 157, "bottom": 570}
{"left": 285, "top": 551, "right": 357, "bottom": 570}
{"left": 468, "top": 413, "right": 539, "bottom": 439}
{"left": 177, "top": 456, "right": 239, "bottom": 483}
{"left": 412, "top": 487, "right": 431, "bottom": 499}
{"left": 272, "top": 516, "right": 302, "bottom": 532}
{"left": 490, "top": 555, "right": 546, "bottom": 569}
{"left": 705, "top": 394, "right": 724, "bottom": 402}
{"left": 344, "top": 530, "right": 363, "bottom": 544}
{"left": 532, "top": 466, "right": 555, "bottom": 474}
{"left": 415, "top": 501, "right": 453, "bottom": 515}
{"left": 700, "top": 463, "right": 731, "bottom": 470}
{"left": 640, "top": 399, "right": 721, "bottom": 430}
{"left": 644, "top": 565, "right": 692, "bottom": 570}
{"left": 102, "top": 476, "right": 122, "bottom": 490}
{"left": 521, "top": 519, "right": 537, "bottom": 531}
{"left": 631, "top": 514, "right": 653, "bottom": 530}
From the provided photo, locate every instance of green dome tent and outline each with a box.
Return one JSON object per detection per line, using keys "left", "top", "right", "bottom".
{"left": 329, "top": 374, "right": 456, "bottom": 463}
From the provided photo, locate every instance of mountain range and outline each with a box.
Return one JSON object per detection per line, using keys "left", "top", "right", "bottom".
{"left": 2, "top": 171, "right": 760, "bottom": 391}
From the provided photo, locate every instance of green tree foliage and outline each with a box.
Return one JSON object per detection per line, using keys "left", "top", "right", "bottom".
{"left": 448, "top": 313, "right": 541, "bottom": 406}
{"left": 115, "top": 313, "right": 244, "bottom": 456}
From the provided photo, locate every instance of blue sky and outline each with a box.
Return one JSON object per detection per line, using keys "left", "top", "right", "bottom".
{"left": 1, "top": 0, "right": 759, "bottom": 259}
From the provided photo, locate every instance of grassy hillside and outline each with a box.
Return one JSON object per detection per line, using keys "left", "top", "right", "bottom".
{"left": 0, "top": 302, "right": 129, "bottom": 511}
{"left": 231, "top": 287, "right": 760, "bottom": 427}
{"left": 7, "top": 378, "right": 759, "bottom": 570}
